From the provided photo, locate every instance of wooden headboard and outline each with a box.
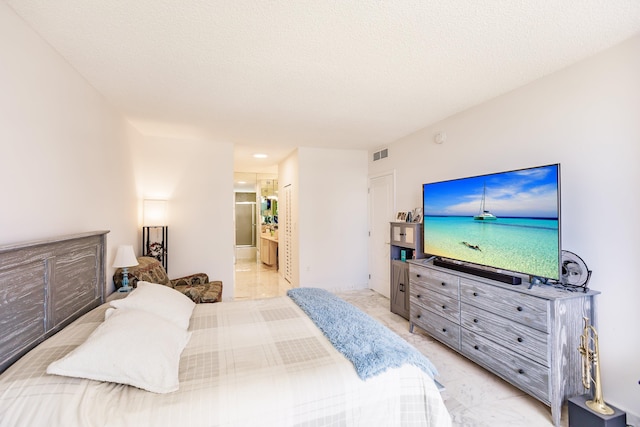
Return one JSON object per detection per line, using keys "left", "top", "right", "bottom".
{"left": 0, "top": 230, "right": 108, "bottom": 373}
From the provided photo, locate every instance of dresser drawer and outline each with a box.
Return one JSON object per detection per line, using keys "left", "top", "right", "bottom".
{"left": 460, "top": 303, "right": 549, "bottom": 366}
{"left": 461, "top": 329, "right": 550, "bottom": 404}
{"left": 410, "top": 267, "right": 459, "bottom": 299}
{"left": 460, "top": 279, "right": 549, "bottom": 332}
{"left": 411, "top": 284, "right": 460, "bottom": 324}
{"left": 411, "top": 305, "right": 460, "bottom": 351}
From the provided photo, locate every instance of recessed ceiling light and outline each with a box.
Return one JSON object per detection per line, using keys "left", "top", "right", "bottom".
{"left": 253, "top": 153, "right": 268, "bottom": 159}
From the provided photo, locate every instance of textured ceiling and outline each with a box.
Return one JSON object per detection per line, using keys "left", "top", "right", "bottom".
{"left": 6, "top": 1, "right": 640, "bottom": 172}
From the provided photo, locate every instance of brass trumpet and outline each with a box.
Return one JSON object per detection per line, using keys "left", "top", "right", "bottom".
{"left": 578, "top": 317, "right": 614, "bottom": 415}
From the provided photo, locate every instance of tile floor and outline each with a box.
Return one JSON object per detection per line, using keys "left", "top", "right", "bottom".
{"left": 234, "top": 258, "right": 568, "bottom": 427}
{"left": 234, "top": 258, "right": 291, "bottom": 300}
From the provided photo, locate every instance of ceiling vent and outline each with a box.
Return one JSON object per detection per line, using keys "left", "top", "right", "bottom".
{"left": 373, "top": 148, "right": 388, "bottom": 161}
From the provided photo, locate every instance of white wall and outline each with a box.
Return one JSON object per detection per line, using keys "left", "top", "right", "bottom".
{"left": 369, "top": 35, "right": 640, "bottom": 419}
{"left": 297, "top": 147, "right": 369, "bottom": 291}
{"left": 0, "top": 3, "right": 236, "bottom": 299}
{"left": 279, "top": 147, "right": 369, "bottom": 290}
{"left": 132, "top": 135, "right": 235, "bottom": 300}
{"left": 0, "top": 2, "right": 139, "bottom": 284}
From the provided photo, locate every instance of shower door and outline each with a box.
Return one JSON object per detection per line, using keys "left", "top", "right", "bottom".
{"left": 235, "top": 193, "right": 257, "bottom": 247}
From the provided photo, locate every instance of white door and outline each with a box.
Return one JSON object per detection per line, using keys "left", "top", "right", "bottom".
{"left": 283, "top": 184, "right": 292, "bottom": 283}
{"left": 368, "top": 172, "right": 395, "bottom": 298}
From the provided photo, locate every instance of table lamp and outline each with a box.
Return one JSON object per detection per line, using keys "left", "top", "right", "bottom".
{"left": 113, "top": 245, "right": 139, "bottom": 293}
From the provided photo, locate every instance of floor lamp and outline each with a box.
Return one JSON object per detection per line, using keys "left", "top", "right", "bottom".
{"left": 143, "top": 200, "right": 168, "bottom": 273}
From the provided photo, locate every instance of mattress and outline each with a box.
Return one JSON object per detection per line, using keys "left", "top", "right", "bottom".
{"left": 0, "top": 295, "right": 451, "bottom": 426}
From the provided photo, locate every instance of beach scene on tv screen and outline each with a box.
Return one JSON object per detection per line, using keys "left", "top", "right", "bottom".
{"left": 423, "top": 164, "right": 560, "bottom": 279}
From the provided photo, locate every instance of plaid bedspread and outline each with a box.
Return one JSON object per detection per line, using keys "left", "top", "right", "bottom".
{"left": 0, "top": 296, "right": 451, "bottom": 427}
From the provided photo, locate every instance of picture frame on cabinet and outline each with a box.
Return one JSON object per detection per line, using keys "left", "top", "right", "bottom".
{"left": 396, "top": 211, "right": 407, "bottom": 221}
{"left": 412, "top": 208, "right": 423, "bottom": 223}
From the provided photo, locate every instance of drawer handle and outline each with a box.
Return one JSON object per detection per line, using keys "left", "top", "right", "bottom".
{"left": 441, "top": 282, "right": 446, "bottom": 286}
{"left": 517, "top": 337, "right": 523, "bottom": 343}
{"left": 473, "top": 318, "right": 479, "bottom": 323}
{"left": 417, "top": 294, "right": 421, "bottom": 298}
{"left": 473, "top": 292, "right": 479, "bottom": 297}
{"left": 441, "top": 305, "right": 446, "bottom": 310}
{"left": 416, "top": 274, "right": 421, "bottom": 278}
{"left": 517, "top": 306, "right": 523, "bottom": 312}
{"left": 441, "top": 328, "right": 447, "bottom": 333}
{"left": 399, "top": 283, "right": 405, "bottom": 292}
{"left": 416, "top": 314, "right": 421, "bottom": 319}
{"left": 518, "top": 369, "right": 525, "bottom": 375}
{"left": 474, "top": 345, "right": 479, "bottom": 350}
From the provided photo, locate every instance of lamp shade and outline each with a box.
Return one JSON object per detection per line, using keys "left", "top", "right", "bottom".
{"left": 112, "top": 245, "right": 139, "bottom": 268}
{"left": 143, "top": 200, "right": 168, "bottom": 226}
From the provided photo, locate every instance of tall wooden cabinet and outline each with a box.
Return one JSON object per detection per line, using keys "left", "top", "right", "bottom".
{"left": 389, "top": 222, "right": 423, "bottom": 320}
{"left": 407, "top": 258, "right": 599, "bottom": 427}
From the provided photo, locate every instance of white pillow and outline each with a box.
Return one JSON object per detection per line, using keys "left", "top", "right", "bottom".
{"left": 110, "top": 281, "right": 195, "bottom": 330}
{"left": 47, "top": 308, "right": 191, "bottom": 394}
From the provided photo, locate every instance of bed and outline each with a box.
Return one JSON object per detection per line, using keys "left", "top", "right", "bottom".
{"left": 0, "top": 231, "right": 451, "bottom": 426}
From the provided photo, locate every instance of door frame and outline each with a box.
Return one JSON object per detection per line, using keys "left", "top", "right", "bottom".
{"left": 367, "top": 170, "right": 396, "bottom": 296}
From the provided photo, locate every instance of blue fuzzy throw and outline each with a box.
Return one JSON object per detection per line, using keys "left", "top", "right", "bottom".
{"left": 287, "top": 288, "right": 438, "bottom": 380}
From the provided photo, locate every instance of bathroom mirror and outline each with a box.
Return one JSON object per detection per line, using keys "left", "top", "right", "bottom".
{"left": 260, "top": 179, "right": 278, "bottom": 225}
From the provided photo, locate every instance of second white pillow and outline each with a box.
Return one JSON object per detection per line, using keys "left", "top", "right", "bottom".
{"left": 110, "top": 281, "right": 195, "bottom": 329}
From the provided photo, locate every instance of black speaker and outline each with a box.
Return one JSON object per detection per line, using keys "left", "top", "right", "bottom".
{"left": 433, "top": 259, "right": 522, "bottom": 285}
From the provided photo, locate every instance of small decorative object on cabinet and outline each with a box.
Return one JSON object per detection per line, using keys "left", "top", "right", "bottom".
{"left": 142, "top": 200, "right": 168, "bottom": 272}
{"left": 408, "top": 258, "right": 600, "bottom": 427}
{"left": 389, "top": 221, "right": 424, "bottom": 320}
{"left": 411, "top": 207, "right": 423, "bottom": 223}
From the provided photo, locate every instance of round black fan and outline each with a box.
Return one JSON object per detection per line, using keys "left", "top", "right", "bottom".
{"left": 561, "top": 250, "right": 591, "bottom": 291}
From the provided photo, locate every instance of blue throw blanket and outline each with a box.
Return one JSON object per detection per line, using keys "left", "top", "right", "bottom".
{"left": 287, "top": 288, "right": 438, "bottom": 380}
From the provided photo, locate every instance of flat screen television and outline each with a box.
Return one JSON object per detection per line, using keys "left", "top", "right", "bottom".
{"left": 422, "top": 163, "right": 561, "bottom": 282}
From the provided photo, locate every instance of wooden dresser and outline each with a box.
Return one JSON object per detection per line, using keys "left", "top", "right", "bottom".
{"left": 408, "top": 258, "right": 599, "bottom": 427}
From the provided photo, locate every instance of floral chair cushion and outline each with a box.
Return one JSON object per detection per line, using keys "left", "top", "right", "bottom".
{"left": 113, "top": 256, "right": 222, "bottom": 303}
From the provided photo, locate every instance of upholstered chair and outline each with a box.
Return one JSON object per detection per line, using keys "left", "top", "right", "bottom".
{"left": 113, "top": 256, "right": 222, "bottom": 303}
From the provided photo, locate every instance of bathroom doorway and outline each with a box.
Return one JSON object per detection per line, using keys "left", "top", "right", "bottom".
{"left": 234, "top": 172, "right": 279, "bottom": 262}
{"left": 234, "top": 173, "right": 258, "bottom": 261}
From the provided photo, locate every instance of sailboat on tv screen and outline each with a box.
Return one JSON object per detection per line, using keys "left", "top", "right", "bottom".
{"left": 473, "top": 183, "right": 497, "bottom": 221}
